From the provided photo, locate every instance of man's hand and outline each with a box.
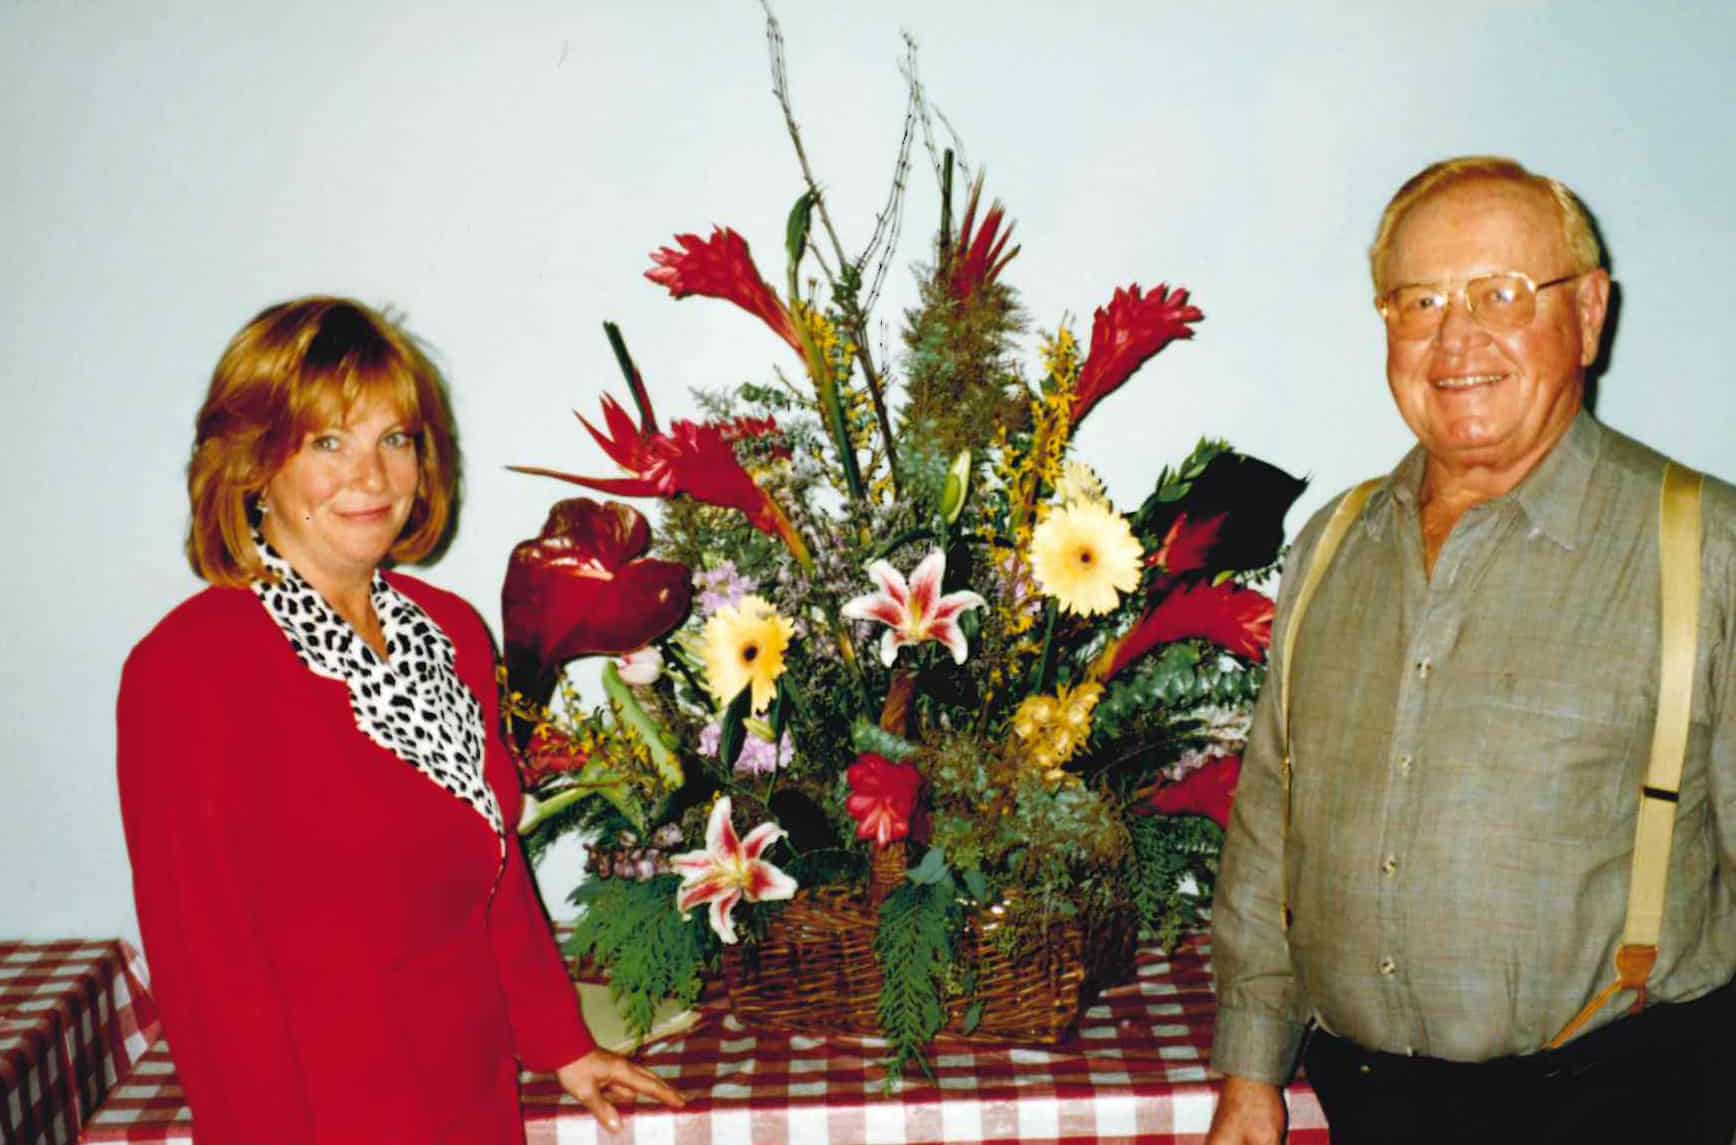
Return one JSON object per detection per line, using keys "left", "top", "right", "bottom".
{"left": 556, "top": 1048, "right": 685, "bottom": 1133}
{"left": 1205, "top": 1075, "right": 1287, "bottom": 1145}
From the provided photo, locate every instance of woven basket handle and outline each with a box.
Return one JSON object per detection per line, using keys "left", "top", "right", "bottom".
{"left": 867, "top": 672, "right": 918, "bottom": 906}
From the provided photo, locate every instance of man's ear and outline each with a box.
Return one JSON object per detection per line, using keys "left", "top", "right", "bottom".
{"left": 1576, "top": 268, "right": 1612, "bottom": 367}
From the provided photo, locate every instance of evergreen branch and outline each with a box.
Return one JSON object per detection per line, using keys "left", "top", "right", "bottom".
{"left": 874, "top": 880, "right": 957, "bottom": 1081}
{"left": 565, "top": 875, "right": 715, "bottom": 1039}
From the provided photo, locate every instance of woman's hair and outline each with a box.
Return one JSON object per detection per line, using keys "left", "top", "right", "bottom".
{"left": 186, "top": 296, "right": 460, "bottom": 586}
{"left": 1368, "top": 155, "right": 1604, "bottom": 295}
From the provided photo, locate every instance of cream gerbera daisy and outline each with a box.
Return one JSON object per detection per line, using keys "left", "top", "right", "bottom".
{"left": 701, "top": 594, "right": 794, "bottom": 714}
{"left": 1029, "top": 500, "right": 1143, "bottom": 616}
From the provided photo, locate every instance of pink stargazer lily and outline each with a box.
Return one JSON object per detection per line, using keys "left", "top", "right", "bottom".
{"left": 671, "top": 797, "right": 798, "bottom": 945}
{"left": 841, "top": 550, "right": 986, "bottom": 667}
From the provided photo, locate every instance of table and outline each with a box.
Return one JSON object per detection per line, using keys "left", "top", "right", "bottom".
{"left": 82, "top": 933, "right": 1327, "bottom": 1144}
{"left": 0, "top": 940, "right": 159, "bottom": 1145}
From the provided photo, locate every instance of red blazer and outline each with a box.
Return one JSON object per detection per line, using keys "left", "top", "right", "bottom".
{"left": 116, "top": 573, "right": 593, "bottom": 1145}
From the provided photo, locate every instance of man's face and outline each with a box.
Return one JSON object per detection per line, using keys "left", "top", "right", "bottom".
{"left": 1378, "top": 178, "right": 1609, "bottom": 481}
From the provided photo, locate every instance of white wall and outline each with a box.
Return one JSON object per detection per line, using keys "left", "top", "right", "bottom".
{"left": 2, "top": 0, "right": 1731, "bottom": 941}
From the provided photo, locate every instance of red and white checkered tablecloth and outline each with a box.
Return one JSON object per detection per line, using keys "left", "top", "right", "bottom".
{"left": 0, "top": 940, "right": 160, "bottom": 1145}
{"left": 81, "top": 934, "right": 1327, "bottom": 1144}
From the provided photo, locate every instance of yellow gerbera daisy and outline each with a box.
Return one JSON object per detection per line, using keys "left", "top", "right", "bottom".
{"left": 701, "top": 594, "right": 794, "bottom": 714}
{"left": 1029, "top": 500, "right": 1143, "bottom": 616}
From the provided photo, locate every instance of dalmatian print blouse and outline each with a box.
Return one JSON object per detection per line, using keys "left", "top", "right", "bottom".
{"left": 251, "top": 538, "right": 506, "bottom": 853}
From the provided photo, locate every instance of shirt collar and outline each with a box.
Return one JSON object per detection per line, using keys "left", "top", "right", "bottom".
{"left": 1366, "top": 409, "right": 1601, "bottom": 550}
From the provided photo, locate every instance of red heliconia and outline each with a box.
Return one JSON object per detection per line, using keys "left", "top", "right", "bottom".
{"left": 845, "top": 753, "right": 924, "bottom": 849}
{"left": 1100, "top": 581, "right": 1274, "bottom": 682}
{"left": 501, "top": 498, "right": 694, "bottom": 691}
{"left": 513, "top": 389, "right": 806, "bottom": 558}
{"left": 948, "top": 174, "right": 1019, "bottom": 303}
{"left": 1138, "top": 754, "right": 1243, "bottom": 829}
{"left": 646, "top": 227, "right": 803, "bottom": 355}
{"left": 1072, "top": 284, "right": 1204, "bottom": 426}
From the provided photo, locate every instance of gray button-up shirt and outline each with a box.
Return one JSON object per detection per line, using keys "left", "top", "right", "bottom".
{"left": 1211, "top": 412, "right": 1736, "bottom": 1083}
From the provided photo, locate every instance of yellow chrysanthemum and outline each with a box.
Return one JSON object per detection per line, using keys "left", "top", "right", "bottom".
{"left": 1060, "top": 681, "right": 1103, "bottom": 730}
{"left": 701, "top": 595, "right": 794, "bottom": 714}
{"left": 1012, "top": 695, "right": 1059, "bottom": 740}
{"left": 1029, "top": 500, "right": 1143, "bottom": 616}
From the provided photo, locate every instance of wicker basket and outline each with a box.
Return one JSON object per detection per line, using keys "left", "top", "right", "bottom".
{"left": 720, "top": 841, "right": 1138, "bottom": 1044}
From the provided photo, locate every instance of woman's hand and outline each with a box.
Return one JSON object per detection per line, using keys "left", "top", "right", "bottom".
{"left": 555, "top": 1048, "right": 685, "bottom": 1132}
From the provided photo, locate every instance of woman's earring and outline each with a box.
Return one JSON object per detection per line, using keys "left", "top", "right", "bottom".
{"left": 255, "top": 495, "right": 271, "bottom": 517}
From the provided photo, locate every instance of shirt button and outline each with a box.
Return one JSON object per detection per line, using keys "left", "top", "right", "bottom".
{"left": 1397, "top": 753, "right": 1414, "bottom": 773}
{"left": 1379, "top": 957, "right": 1398, "bottom": 976}
{"left": 1416, "top": 657, "right": 1433, "bottom": 679}
{"left": 1381, "top": 855, "right": 1398, "bottom": 875}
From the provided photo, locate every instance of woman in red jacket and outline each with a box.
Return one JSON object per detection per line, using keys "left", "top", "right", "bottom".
{"left": 116, "top": 297, "right": 683, "bottom": 1144}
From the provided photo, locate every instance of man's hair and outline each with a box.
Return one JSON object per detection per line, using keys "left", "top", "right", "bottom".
{"left": 1369, "top": 156, "right": 1603, "bottom": 294}
{"left": 186, "top": 296, "right": 460, "bottom": 586}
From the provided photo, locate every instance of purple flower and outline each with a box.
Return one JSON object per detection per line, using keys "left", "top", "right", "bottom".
{"left": 699, "top": 720, "right": 793, "bottom": 776}
{"left": 694, "top": 560, "right": 753, "bottom": 617}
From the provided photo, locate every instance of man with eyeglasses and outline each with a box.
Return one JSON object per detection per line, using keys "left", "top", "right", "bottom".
{"left": 1205, "top": 157, "right": 1735, "bottom": 1145}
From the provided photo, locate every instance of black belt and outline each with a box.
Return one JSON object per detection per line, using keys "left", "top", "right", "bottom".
{"left": 1307, "top": 976, "right": 1736, "bottom": 1087}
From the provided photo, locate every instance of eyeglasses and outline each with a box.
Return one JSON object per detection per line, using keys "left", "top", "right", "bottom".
{"left": 1376, "top": 271, "right": 1581, "bottom": 340}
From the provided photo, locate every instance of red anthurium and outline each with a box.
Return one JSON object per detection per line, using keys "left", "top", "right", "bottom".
{"left": 846, "top": 753, "right": 924, "bottom": 849}
{"left": 646, "top": 227, "right": 803, "bottom": 355}
{"left": 1099, "top": 581, "right": 1274, "bottom": 681}
{"left": 949, "top": 175, "right": 1019, "bottom": 303}
{"left": 1072, "top": 284, "right": 1204, "bottom": 426}
{"left": 1138, "top": 754, "right": 1243, "bottom": 829}
{"left": 1147, "top": 512, "right": 1226, "bottom": 575}
{"left": 502, "top": 498, "right": 693, "bottom": 700}
{"left": 514, "top": 391, "right": 807, "bottom": 559}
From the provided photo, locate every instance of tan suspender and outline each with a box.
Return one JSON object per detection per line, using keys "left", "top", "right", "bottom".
{"left": 1277, "top": 464, "right": 1704, "bottom": 1046}
{"left": 1278, "top": 479, "right": 1381, "bottom": 929}
{"left": 1545, "top": 461, "right": 1703, "bottom": 1048}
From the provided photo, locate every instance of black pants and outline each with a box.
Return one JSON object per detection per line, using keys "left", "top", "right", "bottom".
{"left": 1302, "top": 980, "right": 1736, "bottom": 1145}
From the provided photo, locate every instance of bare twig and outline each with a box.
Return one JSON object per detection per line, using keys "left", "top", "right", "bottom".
{"left": 762, "top": 0, "right": 850, "bottom": 274}
{"left": 761, "top": 0, "right": 901, "bottom": 493}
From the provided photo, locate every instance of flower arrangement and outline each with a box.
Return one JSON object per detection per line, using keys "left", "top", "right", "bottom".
{"left": 503, "top": 9, "right": 1304, "bottom": 1074}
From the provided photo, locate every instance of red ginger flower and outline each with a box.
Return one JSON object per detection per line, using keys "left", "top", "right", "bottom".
{"left": 646, "top": 227, "right": 802, "bottom": 355}
{"left": 1073, "top": 284, "right": 1204, "bottom": 426}
{"left": 513, "top": 389, "right": 806, "bottom": 558}
{"left": 1138, "top": 754, "right": 1243, "bottom": 829}
{"left": 949, "top": 174, "right": 1019, "bottom": 303}
{"left": 846, "top": 753, "right": 924, "bottom": 849}
{"left": 1147, "top": 512, "right": 1226, "bottom": 575}
{"left": 1099, "top": 581, "right": 1274, "bottom": 682}
{"left": 502, "top": 498, "right": 693, "bottom": 701}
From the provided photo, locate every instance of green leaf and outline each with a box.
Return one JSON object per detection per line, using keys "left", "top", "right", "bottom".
{"left": 718, "top": 684, "right": 753, "bottom": 769}
{"left": 768, "top": 678, "right": 790, "bottom": 741}
{"left": 786, "top": 189, "right": 818, "bottom": 273}
{"left": 602, "top": 661, "right": 685, "bottom": 792}
{"left": 939, "top": 448, "right": 972, "bottom": 524}
{"left": 962, "top": 1000, "right": 985, "bottom": 1035}
{"left": 962, "top": 867, "right": 991, "bottom": 904}
{"left": 850, "top": 718, "right": 919, "bottom": 762}
{"left": 907, "top": 846, "right": 951, "bottom": 887}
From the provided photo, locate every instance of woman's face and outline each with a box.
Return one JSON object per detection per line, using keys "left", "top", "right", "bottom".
{"left": 260, "top": 394, "right": 420, "bottom": 595}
